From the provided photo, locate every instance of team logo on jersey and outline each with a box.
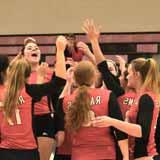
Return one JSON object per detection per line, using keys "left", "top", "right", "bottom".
{"left": 123, "top": 97, "right": 134, "bottom": 106}
{"left": 90, "top": 96, "right": 101, "bottom": 106}
{"left": 67, "top": 96, "right": 102, "bottom": 108}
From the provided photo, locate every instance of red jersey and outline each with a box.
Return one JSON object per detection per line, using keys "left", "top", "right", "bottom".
{"left": 28, "top": 69, "right": 53, "bottom": 115}
{"left": 118, "top": 91, "right": 136, "bottom": 160}
{"left": 56, "top": 131, "right": 72, "bottom": 155}
{"left": 63, "top": 88, "right": 116, "bottom": 160}
{"left": 128, "top": 91, "right": 159, "bottom": 158}
{"left": 0, "top": 87, "right": 37, "bottom": 149}
{"left": 118, "top": 91, "right": 136, "bottom": 119}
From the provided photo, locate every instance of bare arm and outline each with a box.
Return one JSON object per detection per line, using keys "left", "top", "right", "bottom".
{"left": 92, "top": 116, "right": 142, "bottom": 137}
{"left": 59, "top": 67, "right": 74, "bottom": 98}
{"left": 118, "top": 139, "right": 129, "bottom": 160}
{"left": 55, "top": 36, "right": 67, "bottom": 79}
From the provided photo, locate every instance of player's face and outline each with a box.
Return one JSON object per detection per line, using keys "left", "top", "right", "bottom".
{"left": 23, "top": 42, "right": 41, "bottom": 64}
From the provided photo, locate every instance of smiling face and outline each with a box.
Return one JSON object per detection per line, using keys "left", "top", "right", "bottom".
{"left": 23, "top": 42, "right": 41, "bottom": 65}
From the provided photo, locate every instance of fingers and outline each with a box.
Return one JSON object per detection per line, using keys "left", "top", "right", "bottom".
{"left": 115, "top": 55, "right": 125, "bottom": 62}
{"left": 83, "top": 19, "right": 99, "bottom": 33}
{"left": 41, "top": 62, "right": 48, "bottom": 67}
{"left": 82, "top": 26, "right": 89, "bottom": 34}
{"left": 90, "top": 19, "right": 95, "bottom": 32}
{"left": 38, "top": 62, "right": 49, "bottom": 74}
{"left": 82, "top": 19, "right": 100, "bottom": 40}
{"left": 77, "top": 41, "right": 88, "bottom": 50}
{"left": 91, "top": 116, "right": 112, "bottom": 127}
{"left": 82, "top": 19, "right": 93, "bottom": 32}
{"left": 56, "top": 35, "right": 67, "bottom": 44}
{"left": 56, "top": 35, "right": 67, "bottom": 51}
{"left": 91, "top": 121, "right": 109, "bottom": 128}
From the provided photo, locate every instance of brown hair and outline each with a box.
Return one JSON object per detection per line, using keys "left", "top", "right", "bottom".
{"left": 65, "top": 61, "right": 96, "bottom": 131}
{"left": 3, "top": 55, "right": 31, "bottom": 121}
{"left": 131, "top": 58, "right": 159, "bottom": 94}
{"left": 24, "top": 37, "right": 36, "bottom": 46}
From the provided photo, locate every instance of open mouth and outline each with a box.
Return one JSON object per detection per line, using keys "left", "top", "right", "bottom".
{"left": 31, "top": 53, "right": 38, "bottom": 57}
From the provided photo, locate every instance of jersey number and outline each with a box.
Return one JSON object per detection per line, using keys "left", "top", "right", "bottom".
{"left": 15, "top": 109, "right": 22, "bottom": 125}
{"left": 8, "top": 109, "right": 22, "bottom": 126}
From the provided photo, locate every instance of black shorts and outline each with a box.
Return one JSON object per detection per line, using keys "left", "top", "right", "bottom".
{"left": 53, "top": 154, "right": 71, "bottom": 160}
{"left": 33, "top": 113, "right": 55, "bottom": 138}
{"left": 0, "top": 148, "right": 39, "bottom": 160}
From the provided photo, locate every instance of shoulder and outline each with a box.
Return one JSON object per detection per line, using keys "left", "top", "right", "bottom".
{"left": 139, "top": 93, "right": 154, "bottom": 103}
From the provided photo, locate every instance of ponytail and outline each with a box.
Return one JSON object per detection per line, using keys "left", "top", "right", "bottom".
{"left": 65, "top": 85, "right": 91, "bottom": 131}
{"left": 131, "top": 58, "right": 159, "bottom": 94}
{"left": 142, "top": 58, "right": 159, "bottom": 94}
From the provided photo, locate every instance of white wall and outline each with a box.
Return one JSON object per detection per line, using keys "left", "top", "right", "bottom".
{"left": 0, "top": 0, "right": 160, "bottom": 34}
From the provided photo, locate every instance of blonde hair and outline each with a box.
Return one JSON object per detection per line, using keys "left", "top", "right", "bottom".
{"left": 131, "top": 58, "right": 159, "bottom": 94}
{"left": 3, "top": 55, "right": 31, "bottom": 120}
{"left": 65, "top": 61, "right": 96, "bottom": 131}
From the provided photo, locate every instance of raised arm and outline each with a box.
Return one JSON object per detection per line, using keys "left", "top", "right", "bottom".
{"left": 26, "top": 36, "right": 67, "bottom": 100}
{"left": 55, "top": 35, "right": 67, "bottom": 79}
{"left": 82, "top": 19, "right": 125, "bottom": 97}
{"left": 82, "top": 19, "right": 105, "bottom": 64}
{"left": 76, "top": 41, "right": 96, "bottom": 65}
{"left": 115, "top": 55, "right": 127, "bottom": 75}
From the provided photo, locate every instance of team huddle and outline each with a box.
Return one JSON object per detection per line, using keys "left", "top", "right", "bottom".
{"left": 0, "top": 20, "right": 159, "bottom": 160}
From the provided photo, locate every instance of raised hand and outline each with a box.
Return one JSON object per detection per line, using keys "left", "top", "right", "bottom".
{"left": 82, "top": 19, "right": 101, "bottom": 41}
{"left": 56, "top": 36, "right": 67, "bottom": 51}
{"left": 116, "top": 55, "right": 126, "bottom": 73}
{"left": 77, "top": 41, "right": 90, "bottom": 54}
{"left": 37, "top": 62, "right": 48, "bottom": 78}
{"left": 115, "top": 55, "right": 126, "bottom": 64}
{"left": 77, "top": 41, "right": 96, "bottom": 64}
{"left": 66, "top": 66, "right": 74, "bottom": 85}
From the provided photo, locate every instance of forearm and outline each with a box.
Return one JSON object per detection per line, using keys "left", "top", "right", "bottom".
{"left": 84, "top": 50, "right": 96, "bottom": 65}
{"left": 59, "top": 82, "right": 72, "bottom": 98}
{"left": 56, "top": 49, "right": 66, "bottom": 79}
{"left": 118, "top": 139, "right": 129, "bottom": 160}
{"left": 111, "top": 118, "right": 142, "bottom": 137}
{"left": 90, "top": 39, "right": 105, "bottom": 64}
